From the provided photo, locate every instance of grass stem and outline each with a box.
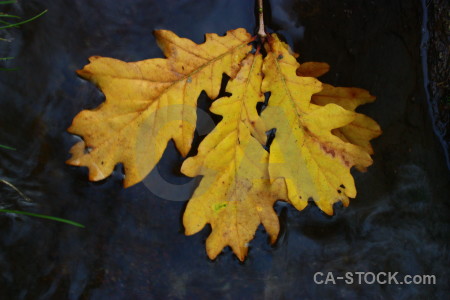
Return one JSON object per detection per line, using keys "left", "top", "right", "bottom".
{"left": 0, "top": 9, "right": 47, "bottom": 30}
{"left": 0, "top": 209, "right": 85, "bottom": 228}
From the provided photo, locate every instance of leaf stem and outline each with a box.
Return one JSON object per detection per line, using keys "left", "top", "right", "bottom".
{"left": 258, "top": 0, "right": 267, "bottom": 39}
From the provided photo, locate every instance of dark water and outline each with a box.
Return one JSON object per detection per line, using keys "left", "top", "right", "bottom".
{"left": 0, "top": 0, "right": 449, "bottom": 299}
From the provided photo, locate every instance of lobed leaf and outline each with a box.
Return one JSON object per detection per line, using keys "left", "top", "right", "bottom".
{"left": 299, "top": 62, "right": 382, "bottom": 167}
{"left": 261, "top": 34, "right": 373, "bottom": 215}
{"left": 181, "top": 54, "right": 286, "bottom": 261}
{"left": 68, "top": 28, "right": 382, "bottom": 260}
{"left": 68, "top": 29, "right": 253, "bottom": 187}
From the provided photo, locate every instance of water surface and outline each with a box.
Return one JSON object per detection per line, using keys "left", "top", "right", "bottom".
{"left": 0, "top": 0, "right": 448, "bottom": 299}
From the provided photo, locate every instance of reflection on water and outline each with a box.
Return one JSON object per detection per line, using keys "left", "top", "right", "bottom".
{"left": 0, "top": 0, "right": 448, "bottom": 299}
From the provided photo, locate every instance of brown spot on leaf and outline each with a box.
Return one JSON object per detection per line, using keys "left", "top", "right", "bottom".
{"left": 320, "top": 144, "right": 336, "bottom": 158}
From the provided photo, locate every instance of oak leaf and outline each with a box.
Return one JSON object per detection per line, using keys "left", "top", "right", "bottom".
{"left": 69, "top": 28, "right": 381, "bottom": 261}
{"left": 298, "top": 62, "right": 382, "bottom": 169}
{"left": 67, "top": 29, "right": 253, "bottom": 187}
{"left": 181, "top": 54, "right": 286, "bottom": 261}
{"left": 261, "top": 34, "right": 374, "bottom": 215}
{"left": 297, "top": 62, "right": 330, "bottom": 78}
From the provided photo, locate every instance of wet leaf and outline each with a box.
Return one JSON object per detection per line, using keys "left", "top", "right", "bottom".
{"left": 313, "top": 84, "right": 382, "bottom": 161}
{"left": 299, "top": 62, "right": 382, "bottom": 170}
{"left": 67, "top": 29, "right": 253, "bottom": 187}
{"left": 69, "top": 28, "right": 381, "bottom": 260}
{"left": 181, "top": 54, "right": 286, "bottom": 261}
{"left": 261, "top": 34, "right": 374, "bottom": 215}
{"left": 296, "top": 61, "right": 330, "bottom": 77}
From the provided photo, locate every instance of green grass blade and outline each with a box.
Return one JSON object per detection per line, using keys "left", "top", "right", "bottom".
{"left": 0, "top": 67, "right": 18, "bottom": 71}
{"left": 0, "top": 144, "right": 15, "bottom": 150}
{"left": 0, "top": 1, "right": 16, "bottom": 4}
{"left": 0, "top": 179, "right": 85, "bottom": 228}
{"left": 0, "top": 9, "right": 47, "bottom": 29}
{"left": 0, "top": 57, "right": 14, "bottom": 60}
{"left": 0, "top": 19, "right": 14, "bottom": 25}
{"left": 0, "top": 209, "right": 85, "bottom": 228}
{"left": 0, "top": 14, "right": 21, "bottom": 19}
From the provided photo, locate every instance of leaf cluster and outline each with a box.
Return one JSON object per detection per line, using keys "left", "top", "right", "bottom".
{"left": 68, "top": 28, "right": 381, "bottom": 260}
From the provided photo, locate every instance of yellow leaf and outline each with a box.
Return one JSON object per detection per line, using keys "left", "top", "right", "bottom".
{"left": 68, "top": 26, "right": 382, "bottom": 260}
{"left": 280, "top": 40, "right": 299, "bottom": 58}
{"left": 261, "top": 34, "right": 373, "bottom": 215}
{"left": 67, "top": 29, "right": 253, "bottom": 187}
{"left": 181, "top": 54, "right": 286, "bottom": 261}
{"left": 294, "top": 62, "right": 382, "bottom": 158}
{"left": 313, "top": 84, "right": 382, "bottom": 158}
{"left": 297, "top": 62, "right": 330, "bottom": 77}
